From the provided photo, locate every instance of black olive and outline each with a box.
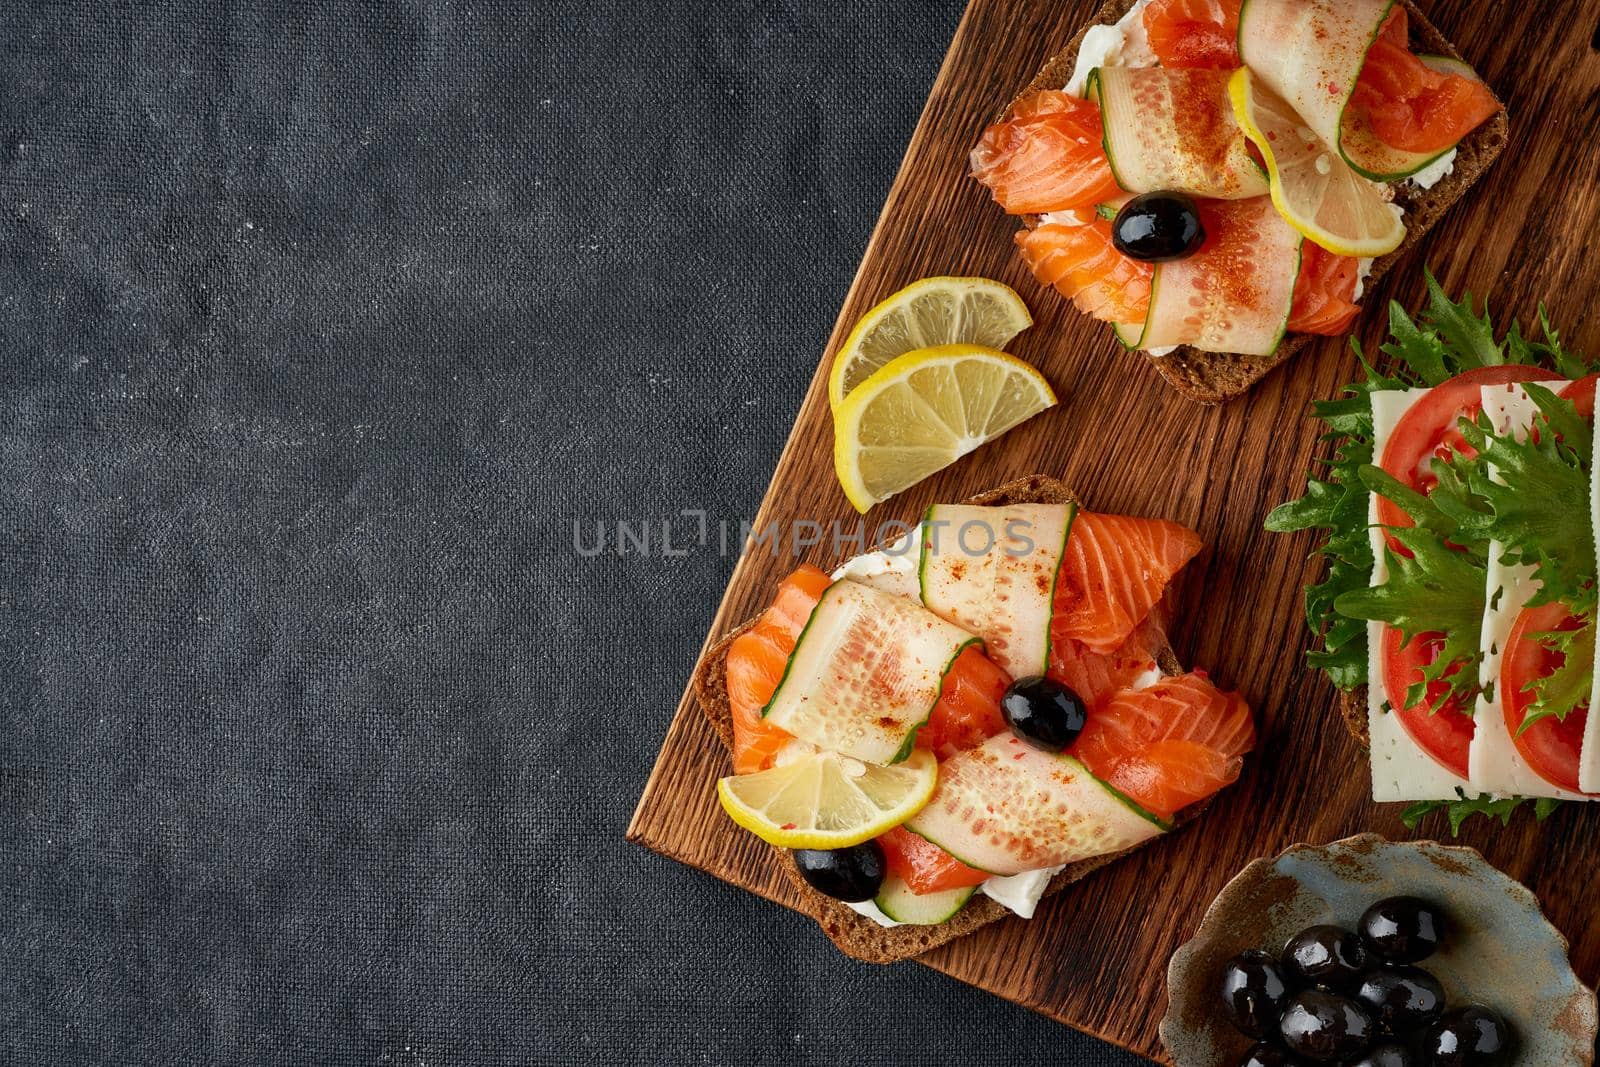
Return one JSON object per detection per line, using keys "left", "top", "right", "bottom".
{"left": 1423, "top": 1005, "right": 1515, "bottom": 1067}
{"left": 792, "top": 841, "right": 885, "bottom": 902}
{"left": 1278, "top": 989, "right": 1376, "bottom": 1062}
{"left": 1283, "top": 924, "right": 1369, "bottom": 990}
{"left": 1220, "top": 949, "right": 1292, "bottom": 1038}
{"left": 1111, "top": 191, "right": 1206, "bottom": 262}
{"left": 1354, "top": 966, "right": 1445, "bottom": 1033}
{"left": 1238, "top": 1041, "right": 1308, "bottom": 1067}
{"left": 1001, "top": 676, "right": 1088, "bottom": 751}
{"left": 1346, "top": 1042, "right": 1415, "bottom": 1067}
{"left": 1360, "top": 897, "right": 1446, "bottom": 963}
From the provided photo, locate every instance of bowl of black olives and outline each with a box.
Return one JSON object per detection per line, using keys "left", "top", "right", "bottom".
{"left": 1160, "top": 835, "right": 1596, "bottom": 1067}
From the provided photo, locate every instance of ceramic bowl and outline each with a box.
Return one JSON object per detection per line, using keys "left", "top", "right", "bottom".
{"left": 1161, "top": 834, "right": 1597, "bottom": 1066}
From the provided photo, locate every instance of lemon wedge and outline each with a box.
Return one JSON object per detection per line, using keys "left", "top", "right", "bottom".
{"left": 832, "top": 344, "right": 1056, "bottom": 513}
{"left": 1229, "top": 67, "right": 1404, "bottom": 258}
{"left": 716, "top": 749, "right": 938, "bottom": 850}
{"left": 828, "top": 277, "right": 1033, "bottom": 411}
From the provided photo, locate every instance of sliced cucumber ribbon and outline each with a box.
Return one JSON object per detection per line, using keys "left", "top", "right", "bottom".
{"left": 1237, "top": 0, "right": 1459, "bottom": 181}
{"left": 762, "top": 579, "right": 981, "bottom": 766}
{"left": 1087, "top": 66, "right": 1269, "bottom": 200}
{"left": 904, "top": 736, "right": 1166, "bottom": 875}
{"left": 1119, "top": 198, "right": 1303, "bottom": 357}
{"left": 918, "top": 502, "right": 1075, "bottom": 680}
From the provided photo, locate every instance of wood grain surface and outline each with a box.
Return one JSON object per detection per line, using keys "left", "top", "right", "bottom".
{"left": 627, "top": 1, "right": 1600, "bottom": 1061}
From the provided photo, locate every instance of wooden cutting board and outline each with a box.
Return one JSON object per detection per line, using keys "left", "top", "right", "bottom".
{"left": 627, "top": 1, "right": 1600, "bottom": 1060}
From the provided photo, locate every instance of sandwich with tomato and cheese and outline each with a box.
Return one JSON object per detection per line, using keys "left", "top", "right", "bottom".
{"left": 1272, "top": 277, "right": 1600, "bottom": 828}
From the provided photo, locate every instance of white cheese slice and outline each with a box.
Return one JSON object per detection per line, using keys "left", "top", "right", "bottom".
{"left": 1470, "top": 552, "right": 1539, "bottom": 794}
{"left": 1367, "top": 388, "right": 1473, "bottom": 801}
{"left": 1469, "top": 554, "right": 1584, "bottom": 799}
{"left": 1583, "top": 410, "right": 1600, "bottom": 794}
{"left": 1368, "top": 615, "right": 1473, "bottom": 801}
{"left": 1468, "top": 383, "right": 1586, "bottom": 799}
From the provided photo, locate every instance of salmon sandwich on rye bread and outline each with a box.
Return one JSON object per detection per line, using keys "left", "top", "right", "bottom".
{"left": 971, "top": 0, "right": 1507, "bottom": 404}
{"left": 694, "top": 475, "right": 1255, "bottom": 964}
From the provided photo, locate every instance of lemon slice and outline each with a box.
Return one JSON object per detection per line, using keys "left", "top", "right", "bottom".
{"left": 716, "top": 749, "right": 938, "bottom": 850}
{"left": 828, "top": 277, "right": 1033, "bottom": 411}
{"left": 833, "top": 344, "right": 1056, "bottom": 513}
{"left": 1229, "top": 67, "right": 1404, "bottom": 258}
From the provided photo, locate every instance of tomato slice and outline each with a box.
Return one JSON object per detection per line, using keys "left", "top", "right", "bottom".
{"left": 1561, "top": 374, "right": 1598, "bottom": 421}
{"left": 1501, "top": 602, "right": 1593, "bottom": 795}
{"left": 1376, "top": 365, "right": 1557, "bottom": 543}
{"left": 876, "top": 826, "right": 990, "bottom": 895}
{"left": 1381, "top": 624, "right": 1473, "bottom": 779}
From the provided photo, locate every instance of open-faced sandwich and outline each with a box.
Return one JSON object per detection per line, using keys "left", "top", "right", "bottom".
{"left": 697, "top": 475, "right": 1255, "bottom": 962}
{"left": 1271, "top": 277, "right": 1600, "bottom": 830}
{"left": 972, "top": 0, "right": 1507, "bottom": 403}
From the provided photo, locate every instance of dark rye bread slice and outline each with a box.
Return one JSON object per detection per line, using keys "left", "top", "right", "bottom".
{"left": 692, "top": 474, "right": 1208, "bottom": 965}
{"left": 1341, "top": 687, "right": 1372, "bottom": 749}
{"left": 1007, "top": 0, "right": 1509, "bottom": 405}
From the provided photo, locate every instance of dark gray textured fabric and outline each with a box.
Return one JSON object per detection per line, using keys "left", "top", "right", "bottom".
{"left": 0, "top": 2, "right": 1147, "bottom": 1064}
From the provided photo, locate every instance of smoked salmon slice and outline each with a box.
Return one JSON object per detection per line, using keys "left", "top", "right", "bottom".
{"left": 970, "top": 91, "right": 1123, "bottom": 215}
{"left": 918, "top": 645, "right": 1010, "bottom": 761}
{"left": 1095, "top": 739, "right": 1246, "bottom": 821}
{"left": 725, "top": 565, "right": 833, "bottom": 774}
{"left": 1087, "top": 672, "right": 1255, "bottom": 758}
{"left": 1015, "top": 221, "right": 1154, "bottom": 324}
{"left": 1288, "top": 243, "right": 1362, "bottom": 336}
{"left": 1352, "top": 10, "right": 1500, "bottom": 155}
{"left": 1072, "top": 671, "right": 1255, "bottom": 820}
{"left": 1049, "top": 609, "right": 1167, "bottom": 708}
{"left": 877, "top": 825, "right": 991, "bottom": 895}
{"left": 1052, "top": 512, "right": 1203, "bottom": 655}
{"left": 1142, "top": 0, "right": 1240, "bottom": 70}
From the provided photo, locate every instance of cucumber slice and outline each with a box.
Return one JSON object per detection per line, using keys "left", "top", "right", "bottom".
{"left": 1083, "top": 69, "right": 1119, "bottom": 188}
{"left": 904, "top": 733, "right": 1167, "bottom": 875}
{"left": 1137, "top": 198, "right": 1301, "bottom": 356}
{"left": 1112, "top": 266, "right": 1161, "bottom": 351}
{"left": 918, "top": 503, "right": 1075, "bottom": 679}
{"left": 1417, "top": 54, "right": 1481, "bottom": 83}
{"left": 763, "top": 579, "right": 980, "bottom": 765}
{"left": 1096, "top": 770, "right": 1175, "bottom": 833}
{"left": 873, "top": 876, "right": 976, "bottom": 925}
{"left": 1112, "top": 319, "right": 1145, "bottom": 349}
{"left": 1094, "top": 199, "right": 1126, "bottom": 222}
{"left": 1265, "top": 237, "right": 1302, "bottom": 356}
{"left": 1089, "top": 66, "right": 1268, "bottom": 200}
{"left": 1238, "top": 0, "right": 1465, "bottom": 182}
